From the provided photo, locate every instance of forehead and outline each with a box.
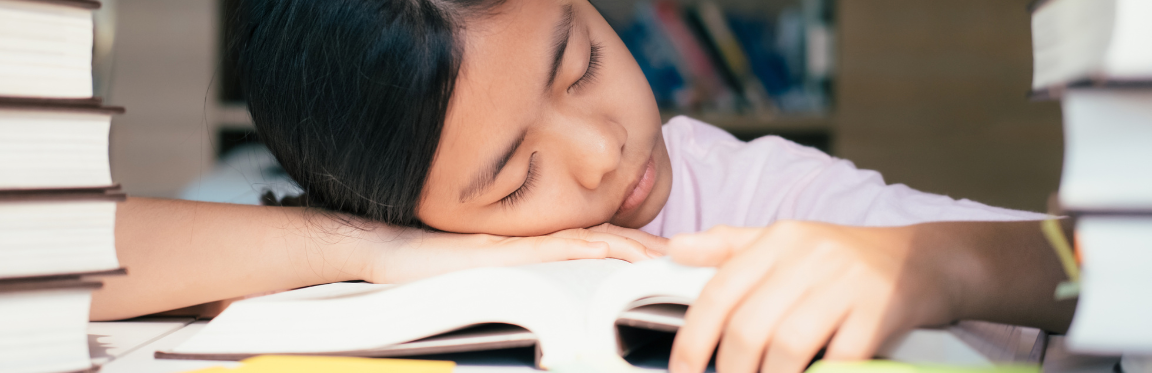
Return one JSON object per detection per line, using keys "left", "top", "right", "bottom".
{"left": 428, "top": 0, "right": 567, "bottom": 192}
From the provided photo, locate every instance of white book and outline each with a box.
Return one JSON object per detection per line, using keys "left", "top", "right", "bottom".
{"left": 163, "top": 259, "right": 1045, "bottom": 370}
{"left": 0, "top": 279, "right": 101, "bottom": 373}
{"left": 1067, "top": 216, "right": 1152, "bottom": 355}
{"left": 1030, "top": 0, "right": 1152, "bottom": 91}
{"left": 0, "top": 0, "right": 100, "bottom": 99}
{"left": 1058, "top": 88, "right": 1152, "bottom": 211}
{"left": 0, "top": 188, "right": 123, "bottom": 280}
{"left": 0, "top": 98, "right": 121, "bottom": 190}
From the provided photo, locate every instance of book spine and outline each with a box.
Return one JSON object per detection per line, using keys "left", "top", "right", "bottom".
{"left": 0, "top": 268, "right": 127, "bottom": 283}
{"left": 0, "top": 96, "right": 125, "bottom": 113}
{"left": 0, "top": 278, "right": 103, "bottom": 293}
{"left": 652, "top": 0, "right": 737, "bottom": 112}
{"left": 0, "top": 185, "right": 125, "bottom": 201}
{"left": 1029, "top": 80, "right": 1152, "bottom": 101}
{"left": 10, "top": 0, "right": 102, "bottom": 10}
{"left": 688, "top": 2, "right": 777, "bottom": 114}
{"left": 632, "top": 2, "right": 696, "bottom": 109}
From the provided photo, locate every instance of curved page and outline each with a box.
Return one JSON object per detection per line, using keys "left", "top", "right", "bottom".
{"left": 169, "top": 259, "right": 631, "bottom": 368}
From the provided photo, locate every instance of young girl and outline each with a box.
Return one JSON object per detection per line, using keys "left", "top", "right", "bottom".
{"left": 96, "top": 0, "right": 1075, "bottom": 372}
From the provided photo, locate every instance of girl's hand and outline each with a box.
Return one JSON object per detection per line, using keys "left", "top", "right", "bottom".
{"left": 667, "top": 221, "right": 967, "bottom": 373}
{"left": 363, "top": 223, "right": 668, "bottom": 284}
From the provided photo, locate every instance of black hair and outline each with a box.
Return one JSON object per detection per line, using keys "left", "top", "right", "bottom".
{"left": 232, "top": 0, "right": 503, "bottom": 228}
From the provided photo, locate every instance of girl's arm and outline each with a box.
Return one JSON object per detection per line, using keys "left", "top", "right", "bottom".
{"left": 93, "top": 197, "right": 665, "bottom": 321}
{"left": 666, "top": 220, "right": 1076, "bottom": 373}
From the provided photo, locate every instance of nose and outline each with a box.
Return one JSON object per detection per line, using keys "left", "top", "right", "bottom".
{"left": 563, "top": 116, "right": 628, "bottom": 190}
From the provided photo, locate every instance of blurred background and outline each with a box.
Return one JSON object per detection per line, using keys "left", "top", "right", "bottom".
{"left": 98, "top": 0, "right": 1063, "bottom": 213}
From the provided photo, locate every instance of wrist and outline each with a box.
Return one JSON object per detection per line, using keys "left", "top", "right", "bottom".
{"left": 285, "top": 210, "right": 385, "bottom": 285}
{"left": 348, "top": 222, "right": 436, "bottom": 284}
{"left": 344, "top": 220, "right": 411, "bottom": 283}
{"left": 898, "top": 223, "right": 991, "bottom": 324}
{"left": 924, "top": 222, "right": 1002, "bottom": 323}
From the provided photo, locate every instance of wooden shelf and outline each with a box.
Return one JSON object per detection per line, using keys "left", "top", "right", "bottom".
{"left": 660, "top": 111, "right": 834, "bottom": 133}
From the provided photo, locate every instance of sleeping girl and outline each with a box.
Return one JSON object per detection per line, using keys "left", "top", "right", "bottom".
{"left": 101, "top": 0, "right": 1075, "bottom": 372}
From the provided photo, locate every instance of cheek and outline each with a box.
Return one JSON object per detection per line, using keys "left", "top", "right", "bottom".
{"left": 506, "top": 176, "right": 617, "bottom": 234}
{"left": 600, "top": 29, "right": 661, "bottom": 124}
{"left": 609, "top": 45, "right": 658, "bottom": 110}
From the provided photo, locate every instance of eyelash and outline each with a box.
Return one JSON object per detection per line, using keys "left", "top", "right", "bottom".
{"left": 499, "top": 152, "right": 539, "bottom": 208}
{"left": 498, "top": 42, "right": 599, "bottom": 207}
{"left": 568, "top": 41, "right": 603, "bottom": 93}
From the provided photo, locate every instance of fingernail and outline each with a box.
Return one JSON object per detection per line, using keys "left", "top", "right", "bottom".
{"left": 646, "top": 248, "right": 665, "bottom": 258}
{"left": 669, "top": 359, "right": 690, "bottom": 373}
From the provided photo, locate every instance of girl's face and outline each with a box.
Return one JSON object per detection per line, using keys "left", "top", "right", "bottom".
{"left": 417, "top": 0, "right": 672, "bottom": 236}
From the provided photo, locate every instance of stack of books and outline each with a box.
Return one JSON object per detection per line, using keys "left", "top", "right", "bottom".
{"left": 0, "top": 0, "right": 125, "bottom": 372}
{"left": 1029, "top": 0, "right": 1152, "bottom": 361}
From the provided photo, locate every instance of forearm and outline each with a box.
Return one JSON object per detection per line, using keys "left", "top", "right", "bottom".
{"left": 92, "top": 197, "right": 378, "bottom": 321}
{"left": 909, "top": 220, "right": 1077, "bottom": 333}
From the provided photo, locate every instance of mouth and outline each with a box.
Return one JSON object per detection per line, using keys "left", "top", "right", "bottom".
{"left": 616, "top": 155, "right": 657, "bottom": 216}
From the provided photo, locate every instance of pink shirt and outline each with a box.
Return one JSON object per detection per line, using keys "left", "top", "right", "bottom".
{"left": 641, "top": 116, "right": 1049, "bottom": 238}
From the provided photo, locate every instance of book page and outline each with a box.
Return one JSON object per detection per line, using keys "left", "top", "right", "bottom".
{"left": 170, "top": 259, "right": 634, "bottom": 369}
{"left": 511, "top": 259, "right": 631, "bottom": 304}
{"left": 582, "top": 258, "right": 717, "bottom": 365}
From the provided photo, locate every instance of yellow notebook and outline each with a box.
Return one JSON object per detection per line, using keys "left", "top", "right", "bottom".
{"left": 184, "top": 355, "right": 453, "bottom": 373}
{"left": 807, "top": 360, "right": 1039, "bottom": 373}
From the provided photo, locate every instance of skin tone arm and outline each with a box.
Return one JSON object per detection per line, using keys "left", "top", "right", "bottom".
{"left": 666, "top": 220, "right": 1076, "bottom": 373}
{"left": 92, "top": 197, "right": 667, "bottom": 321}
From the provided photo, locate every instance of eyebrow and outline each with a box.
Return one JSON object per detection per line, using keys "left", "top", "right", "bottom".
{"left": 544, "top": 3, "right": 576, "bottom": 90}
{"left": 459, "top": 131, "right": 528, "bottom": 203}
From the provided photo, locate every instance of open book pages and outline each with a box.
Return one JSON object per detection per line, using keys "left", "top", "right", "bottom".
{"left": 165, "top": 259, "right": 1045, "bottom": 369}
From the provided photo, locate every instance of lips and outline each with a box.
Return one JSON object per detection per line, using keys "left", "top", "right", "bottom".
{"left": 617, "top": 156, "right": 656, "bottom": 215}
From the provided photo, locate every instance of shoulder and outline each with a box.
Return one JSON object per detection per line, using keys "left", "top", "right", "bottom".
{"left": 661, "top": 115, "right": 739, "bottom": 154}
{"left": 661, "top": 115, "right": 833, "bottom": 163}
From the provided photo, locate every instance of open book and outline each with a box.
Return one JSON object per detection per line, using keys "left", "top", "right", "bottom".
{"left": 160, "top": 259, "right": 1045, "bottom": 370}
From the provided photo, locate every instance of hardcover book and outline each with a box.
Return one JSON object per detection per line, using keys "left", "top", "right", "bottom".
{"left": 161, "top": 259, "right": 1045, "bottom": 370}
{"left": 0, "top": 97, "right": 123, "bottom": 190}
{"left": 0, "top": 186, "right": 124, "bottom": 280}
{"left": 0, "top": 0, "right": 102, "bottom": 99}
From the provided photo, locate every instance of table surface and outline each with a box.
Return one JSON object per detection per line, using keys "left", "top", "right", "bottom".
{"left": 88, "top": 319, "right": 1122, "bottom": 373}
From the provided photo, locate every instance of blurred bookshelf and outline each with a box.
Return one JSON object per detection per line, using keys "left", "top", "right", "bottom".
{"left": 214, "top": 0, "right": 836, "bottom": 154}
{"left": 616, "top": 0, "right": 836, "bottom": 152}
{"left": 660, "top": 112, "right": 830, "bottom": 132}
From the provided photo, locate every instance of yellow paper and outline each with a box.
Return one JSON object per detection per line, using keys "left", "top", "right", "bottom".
{"left": 181, "top": 355, "right": 454, "bottom": 373}
{"left": 1041, "top": 219, "right": 1080, "bottom": 282}
{"left": 806, "top": 361, "right": 1039, "bottom": 373}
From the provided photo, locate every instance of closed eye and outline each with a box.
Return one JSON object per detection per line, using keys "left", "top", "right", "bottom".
{"left": 499, "top": 152, "right": 539, "bottom": 208}
{"left": 568, "top": 41, "right": 602, "bottom": 93}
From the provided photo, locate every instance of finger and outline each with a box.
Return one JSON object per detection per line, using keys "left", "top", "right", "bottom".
{"left": 520, "top": 236, "right": 611, "bottom": 263}
{"left": 715, "top": 248, "right": 850, "bottom": 373}
{"left": 669, "top": 227, "right": 792, "bottom": 373}
{"left": 761, "top": 278, "right": 856, "bottom": 373}
{"left": 824, "top": 290, "right": 910, "bottom": 362}
{"left": 823, "top": 305, "right": 893, "bottom": 362}
{"left": 590, "top": 223, "right": 670, "bottom": 255}
{"left": 669, "top": 225, "right": 763, "bottom": 267}
{"left": 549, "top": 229, "right": 653, "bottom": 263}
